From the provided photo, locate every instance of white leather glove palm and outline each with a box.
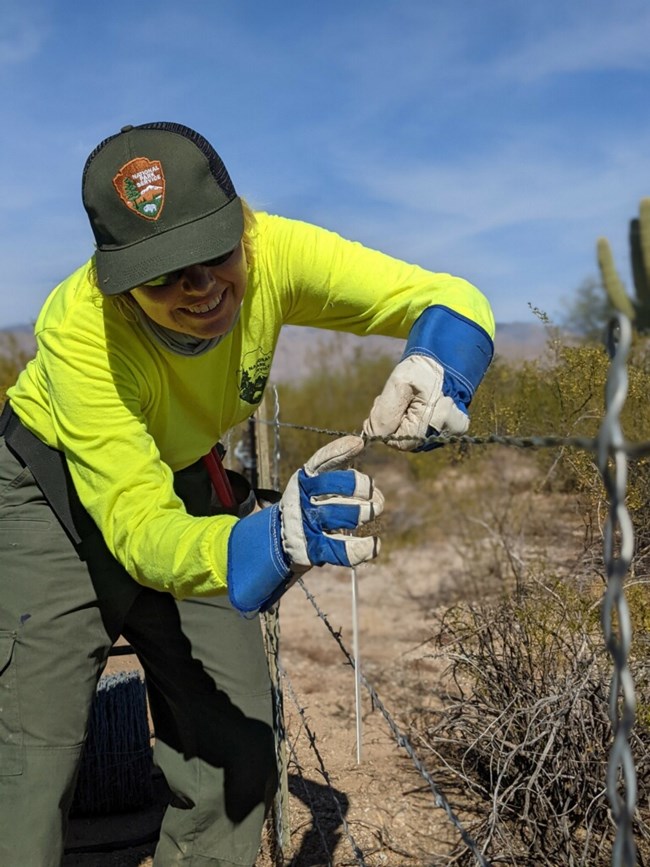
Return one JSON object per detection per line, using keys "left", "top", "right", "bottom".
{"left": 362, "top": 305, "right": 494, "bottom": 452}
{"left": 363, "top": 355, "right": 469, "bottom": 450}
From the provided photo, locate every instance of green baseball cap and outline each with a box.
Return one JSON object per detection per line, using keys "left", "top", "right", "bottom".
{"left": 82, "top": 122, "right": 244, "bottom": 296}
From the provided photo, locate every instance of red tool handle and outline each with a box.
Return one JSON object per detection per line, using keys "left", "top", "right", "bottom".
{"left": 202, "top": 446, "right": 236, "bottom": 509}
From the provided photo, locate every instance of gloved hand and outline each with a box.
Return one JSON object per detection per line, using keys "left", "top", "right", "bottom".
{"left": 363, "top": 354, "right": 469, "bottom": 450}
{"left": 363, "top": 305, "right": 493, "bottom": 451}
{"left": 227, "top": 435, "right": 383, "bottom": 613}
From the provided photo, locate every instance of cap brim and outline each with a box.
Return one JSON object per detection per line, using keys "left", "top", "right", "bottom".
{"left": 95, "top": 197, "right": 244, "bottom": 296}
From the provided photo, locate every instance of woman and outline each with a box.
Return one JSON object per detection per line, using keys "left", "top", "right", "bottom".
{"left": 0, "top": 121, "right": 494, "bottom": 866}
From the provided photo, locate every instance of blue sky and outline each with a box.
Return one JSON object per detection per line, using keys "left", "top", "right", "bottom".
{"left": 1, "top": 0, "right": 649, "bottom": 327}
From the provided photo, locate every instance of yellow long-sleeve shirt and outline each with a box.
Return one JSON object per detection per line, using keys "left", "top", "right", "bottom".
{"left": 8, "top": 212, "right": 495, "bottom": 597}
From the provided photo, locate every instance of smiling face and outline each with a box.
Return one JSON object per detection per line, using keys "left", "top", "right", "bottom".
{"left": 130, "top": 243, "right": 248, "bottom": 339}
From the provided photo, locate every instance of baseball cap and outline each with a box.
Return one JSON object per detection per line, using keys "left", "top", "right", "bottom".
{"left": 82, "top": 122, "right": 244, "bottom": 296}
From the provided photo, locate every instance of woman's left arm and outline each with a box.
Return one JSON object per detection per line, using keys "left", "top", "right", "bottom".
{"left": 261, "top": 214, "right": 495, "bottom": 449}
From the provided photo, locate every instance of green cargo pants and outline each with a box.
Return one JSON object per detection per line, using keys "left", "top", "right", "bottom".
{"left": 0, "top": 434, "right": 277, "bottom": 867}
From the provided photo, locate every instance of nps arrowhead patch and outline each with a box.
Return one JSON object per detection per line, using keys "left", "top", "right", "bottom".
{"left": 113, "top": 157, "right": 166, "bottom": 221}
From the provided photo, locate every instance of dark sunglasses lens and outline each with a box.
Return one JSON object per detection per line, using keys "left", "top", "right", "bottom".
{"left": 203, "top": 248, "right": 236, "bottom": 268}
{"left": 141, "top": 270, "right": 183, "bottom": 287}
{"left": 139, "top": 247, "right": 237, "bottom": 288}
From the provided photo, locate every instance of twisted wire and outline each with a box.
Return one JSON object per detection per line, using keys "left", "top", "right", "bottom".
{"left": 271, "top": 384, "right": 282, "bottom": 491}
{"left": 257, "top": 418, "right": 650, "bottom": 459}
{"left": 597, "top": 315, "right": 637, "bottom": 867}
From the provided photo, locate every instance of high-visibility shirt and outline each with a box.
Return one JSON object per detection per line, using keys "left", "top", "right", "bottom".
{"left": 7, "top": 212, "right": 495, "bottom": 597}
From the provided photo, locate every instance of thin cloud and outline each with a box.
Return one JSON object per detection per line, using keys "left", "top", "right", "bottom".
{"left": 494, "top": 6, "right": 650, "bottom": 82}
{"left": 336, "top": 131, "right": 650, "bottom": 238}
{"left": 307, "top": 125, "right": 650, "bottom": 322}
{"left": 0, "top": 5, "right": 48, "bottom": 67}
{"left": 306, "top": 1, "right": 650, "bottom": 120}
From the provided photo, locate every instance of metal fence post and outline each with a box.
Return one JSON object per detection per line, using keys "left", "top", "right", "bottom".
{"left": 256, "top": 394, "right": 292, "bottom": 863}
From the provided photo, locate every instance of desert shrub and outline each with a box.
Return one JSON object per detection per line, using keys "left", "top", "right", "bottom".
{"left": 390, "top": 329, "right": 650, "bottom": 865}
{"left": 470, "top": 343, "right": 610, "bottom": 454}
{"left": 418, "top": 580, "right": 650, "bottom": 866}
{"left": 469, "top": 334, "right": 650, "bottom": 566}
{"left": 0, "top": 331, "right": 35, "bottom": 405}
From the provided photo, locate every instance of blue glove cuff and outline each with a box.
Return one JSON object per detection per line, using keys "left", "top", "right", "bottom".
{"left": 227, "top": 505, "right": 292, "bottom": 614}
{"left": 403, "top": 305, "right": 494, "bottom": 410}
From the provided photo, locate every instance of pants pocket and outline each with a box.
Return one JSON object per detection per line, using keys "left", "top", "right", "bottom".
{"left": 0, "top": 631, "right": 22, "bottom": 775}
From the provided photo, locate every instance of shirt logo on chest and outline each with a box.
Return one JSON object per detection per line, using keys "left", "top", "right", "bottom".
{"left": 238, "top": 348, "right": 272, "bottom": 405}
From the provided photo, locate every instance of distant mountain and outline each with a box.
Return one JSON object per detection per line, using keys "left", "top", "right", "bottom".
{"left": 0, "top": 324, "right": 35, "bottom": 335}
{"left": 0, "top": 320, "right": 553, "bottom": 382}
{"left": 493, "top": 321, "right": 552, "bottom": 361}
{"left": 269, "top": 321, "right": 552, "bottom": 382}
{"left": 0, "top": 325, "right": 36, "bottom": 358}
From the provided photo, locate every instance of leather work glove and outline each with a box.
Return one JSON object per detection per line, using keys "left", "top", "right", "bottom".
{"left": 363, "top": 305, "right": 494, "bottom": 451}
{"left": 227, "top": 435, "right": 383, "bottom": 613}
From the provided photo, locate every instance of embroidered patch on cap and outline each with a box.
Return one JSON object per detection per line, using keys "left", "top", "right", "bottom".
{"left": 113, "top": 157, "right": 166, "bottom": 221}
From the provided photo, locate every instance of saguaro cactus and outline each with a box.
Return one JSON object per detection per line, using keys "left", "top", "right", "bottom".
{"left": 598, "top": 197, "right": 650, "bottom": 329}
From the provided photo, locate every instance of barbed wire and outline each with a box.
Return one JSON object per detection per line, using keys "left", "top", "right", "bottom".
{"left": 257, "top": 418, "right": 650, "bottom": 459}
{"left": 257, "top": 312, "right": 640, "bottom": 865}
{"left": 280, "top": 665, "right": 369, "bottom": 867}
{"left": 297, "top": 578, "right": 493, "bottom": 867}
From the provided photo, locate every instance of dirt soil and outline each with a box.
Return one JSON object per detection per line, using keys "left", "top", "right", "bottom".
{"left": 62, "top": 451, "right": 584, "bottom": 867}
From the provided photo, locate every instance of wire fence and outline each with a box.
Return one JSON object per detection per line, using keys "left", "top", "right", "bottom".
{"left": 256, "top": 312, "right": 638, "bottom": 867}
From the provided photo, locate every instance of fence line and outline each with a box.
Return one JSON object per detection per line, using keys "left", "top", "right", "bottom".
{"left": 257, "top": 391, "right": 292, "bottom": 866}
{"left": 258, "top": 419, "right": 650, "bottom": 460}
{"left": 254, "top": 311, "right": 638, "bottom": 866}
{"left": 281, "top": 666, "right": 369, "bottom": 867}
{"left": 296, "top": 578, "right": 493, "bottom": 867}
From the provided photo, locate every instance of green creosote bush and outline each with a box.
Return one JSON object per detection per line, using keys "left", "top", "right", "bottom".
{"left": 469, "top": 333, "right": 650, "bottom": 555}
{"left": 274, "top": 341, "right": 396, "bottom": 475}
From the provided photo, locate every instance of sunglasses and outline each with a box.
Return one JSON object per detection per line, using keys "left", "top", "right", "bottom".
{"left": 140, "top": 248, "right": 237, "bottom": 288}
